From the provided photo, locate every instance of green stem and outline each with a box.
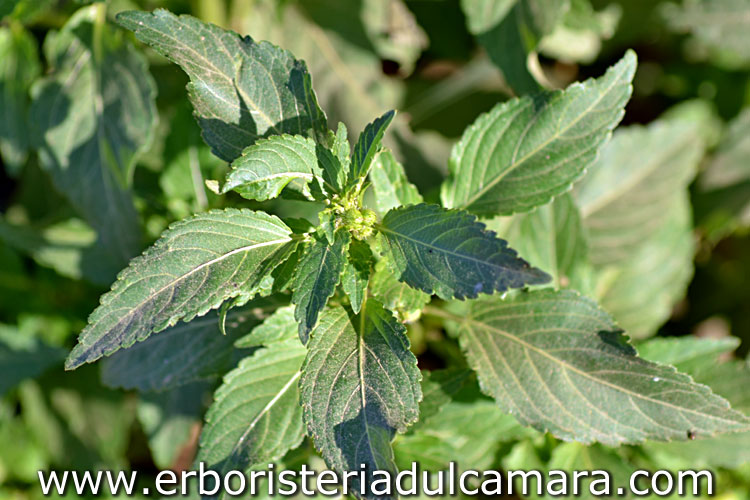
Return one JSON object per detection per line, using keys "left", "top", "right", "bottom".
{"left": 92, "top": 2, "right": 107, "bottom": 65}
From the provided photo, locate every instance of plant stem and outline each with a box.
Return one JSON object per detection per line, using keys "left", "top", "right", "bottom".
{"left": 92, "top": 1, "right": 107, "bottom": 65}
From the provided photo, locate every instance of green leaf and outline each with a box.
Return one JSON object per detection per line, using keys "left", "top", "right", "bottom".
{"left": 637, "top": 336, "right": 740, "bottom": 374}
{"left": 66, "top": 209, "right": 295, "bottom": 369}
{"left": 575, "top": 121, "right": 703, "bottom": 266}
{"left": 596, "top": 196, "right": 694, "bottom": 338}
{"left": 292, "top": 230, "right": 350, "bottom": 342}
{"left": 100, "top": 300, "right": 279, "bottom": 391}
{"left": 547, "top": 443, "right": 636, "bottom": 500}
{"left": 449, "top": 289, "right": 749, "bottom": 445}
{"left": 116, "top": 8, "right": 328, "bottom": 162}
{"left": 370, "top": 257, "right": 430, "bottom": 322}
{"left": 487, "top": 193, "right": 591, "bottom": 292}
{"left": 137, "top": 381, "right": 208, "bottom": 469}
{"left": 414, "top": 369, "right": 474, "bottom": 426}
{"left": 368, "top": 149, "right": 423, "bottom": 215}
{"left": 701, "top": 109, "right": 750, "bottom": 190}
{"left": 218, "top": 134, "right": 341, "bottom": 202}
{"left": 378, "top": 203, "right": 550, "bottom": 300}
{"left": 441, "top": 50, "right": 636, "bottom": 217}
{"left": 349, "top": 110, "right": 396, "bottom": 186}
{"left": 30, "top": 6, "right": 157, "bottom": 269}
{"left": 300, "top": 301, "right": 421, "bottom": 499}
{"left": 341, "top": 239, "right": 373, "bottom": 314}
{"left": 234, "top": 305, "right": 297, "bottom": 349}
{"left": 0, "top": 24, "right": 40, "bottom": 175}
{"left": 198, "top": 337, "right": 306, "bottom": 480}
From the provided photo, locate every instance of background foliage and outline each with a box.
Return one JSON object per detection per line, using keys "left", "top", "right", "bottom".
{"left": 1, "top": 0, "right": 750, "bottom": 498}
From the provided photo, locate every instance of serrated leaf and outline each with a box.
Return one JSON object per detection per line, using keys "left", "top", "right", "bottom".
{"left": 300, "top": 301, "right": 421, "bottom": 499}
{"left": 292, "top": 230, "right": 350, "bottom": 342}
{"left": 441, "top": 51, "right": 636, "bottom": 216}
{"left": 219, "top": 134, "right": 341, "bottom": 202}
{"left": 235, "top": 305, "right": 297, "bottom": 348}
{"left": 414, "top": 369, "right": 473, "bottom": 426}
{"left": 378, "top": 203, "right": 550, "bottom": 300}
{"left": 0, "top": 24, "right": 40, "bottom": 175}
{"left": 198, "top": 337, "right": 306, "bottom": 482}
{"left": 449, "top": 289, "right": 749, "bottom": 445}
{"left": 596, "top": 196, "right": 694, "bottom": 338}
{"left": 30, "top": 6, "right": 156, "bottom": 271}
{"left": 101, "top": 300, "right": 278, "bottom": 391}
{"left": 349, "top": 110, "right": 396, "bottom": 186}
{"left": 341, "top": 240, "right": 373, "bottom": 314}
{"left": 368, "top": 149, "right": 422, "bottom": 215}
{"left": 116, "top": 9, "right": 327, "bottom": 162}
{"left": 575, "top": 121, "right": 703, "bottom": 266}
{"left": 66, "top": 209, "right": 295, "bottom": 369}
{"left": 370, "top": 258, "right": 430, "bottom": 322}
{"left": 488, "top": 193, "right": 591, "bottom": 291}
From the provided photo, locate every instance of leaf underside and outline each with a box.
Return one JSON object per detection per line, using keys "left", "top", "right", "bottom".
{"left": 452, "top": 289, "right": 749, "bottom": 445}
{"left": 66, "top": 209, "right": 294, "bottom": 369}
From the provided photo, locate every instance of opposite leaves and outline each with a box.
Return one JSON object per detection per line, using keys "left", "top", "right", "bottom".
{"left": 117, "top": 9, "right": 327, "bottom": 162}
{"left": 66, "top": 209, "right": 295, "bottom": 369}
{"left": 451, "top": 289, "right": 749, "bottom": 445}
{"left": 300, "top": 301, "right": 421, "bottom": 500}
{"left": 441, "top": 50, "right": 636, "bottom": 217}
{"left": 378, "top": 203, "right": 550, "bottom": 300}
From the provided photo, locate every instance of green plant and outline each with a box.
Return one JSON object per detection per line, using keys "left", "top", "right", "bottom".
{"left": 4, "top": 1, "right": 750, "bottom": 499}
{"left": 55, "top": 6, "right": 749, "bottom": 498}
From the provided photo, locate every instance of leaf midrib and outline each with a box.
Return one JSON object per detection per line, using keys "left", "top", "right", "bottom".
{"left": 458, "top": 60, "right": 629, "bottom": 210}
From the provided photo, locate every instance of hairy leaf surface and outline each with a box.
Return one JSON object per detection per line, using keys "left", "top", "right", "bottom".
{"left": 292, "top": 230, "right": 350, "bottom": 342}
{"left": 341, "top": 240, "right": 373, "bottom": 314}
{"left": 349, "top": 110, "right": 395, "bottom": 185}
{"left": 31, "top": 6, "right": 156, "bottom": 270}
{"left": 450, "top": 289, "right": 749, "bottom": 445}
{"left": 218, "top": 135, "right": 340, "bottom": 202}
{"left": 66, "top": 209, "right": 294, "bottom": 369}
{"left": 198, "top": 315, "right": 306, "bottom": 481}
{"left": 378, "top": 204, "right": 550, "bottom": 300}
{"left": 300, "top": 301, "right": 421, "bottom": 499}
{"left": 441, "top": 51, "right": 635, "bottom": 216}
{"left": 117, "top": 9, "right": 327, "bottom": 162}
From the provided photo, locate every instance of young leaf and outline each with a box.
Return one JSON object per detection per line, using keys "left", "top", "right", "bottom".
{"left": 218, "top": 135, "right": 338, "bottom": 202}
{"left": 66, "top": 209, "right": 295, "bottom": 369}
{"left": 441, "top": 50, "right": 636, "bottom": 217}
{"left": 341, "top": 240, "right": 373, "bottom": 314}
{"left": 450, "top": 289, "right": 749, "bottom": 445}
{"left": 300, "top": 301, "right": 421, "bottom": 499}
{"left": 116, "top": 9, "right": 328, "bottom": 162}
{"left": 30, "top": 6, "right": 156, "bottom": 269}
{"left": 575, "top": 121, "right": 703, "bottom": 266}
{"left": 0, "top": 24, "right": 40, "bottom": 175}
{"left": 370, "top": 258, "right": 430, "bottom": 322}
{"left": 368, "top": 149, "right": 423, "bottom": 215}
{"left": 198, "top": 337, "right": 307, "bottom": 480}
{"left": 291, "top": 230, "right": 351, "bottom": 342}
{"left": 235, "top": 305, "right": 297, "bottom": 348}
{"left": 487, "top": 193, "right": 591, "bottom": 291}
{"left": 349, "top": 110, "right": 396, "bottom": 186}
{"left": 100, "top": 300, "right": 279, "bottom": 391}
{"left": 377, "top": 203, "right": 550, "bottom": 300}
